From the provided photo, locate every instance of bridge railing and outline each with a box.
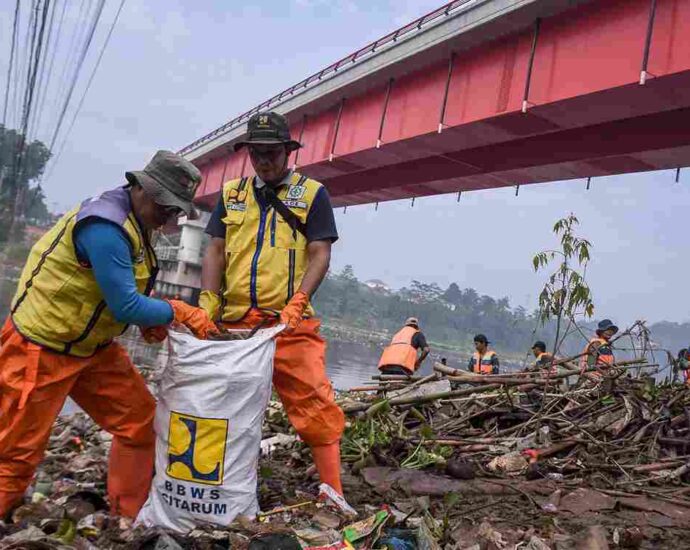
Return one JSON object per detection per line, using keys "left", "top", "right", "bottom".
{"left": 179, "top": 0, "right": 476, "bottom": 155}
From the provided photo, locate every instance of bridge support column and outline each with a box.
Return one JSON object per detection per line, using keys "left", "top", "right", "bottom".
{"left": 376, "top": 78, "right": 394, "bottom": 149}
{"left": 522, "top": 18, "right": 541, "bottom": 113}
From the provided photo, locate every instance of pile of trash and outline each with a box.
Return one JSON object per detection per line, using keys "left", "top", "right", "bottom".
{"left": 4, "top": 357, "right": 690, "bottom": 549}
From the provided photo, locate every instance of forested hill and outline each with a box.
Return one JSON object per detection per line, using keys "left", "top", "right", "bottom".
{"left": 313, "top": 266, "right": 547, "bottom": 354}
{"left": 312, "top": 266, "right": 689, "bottom": 357}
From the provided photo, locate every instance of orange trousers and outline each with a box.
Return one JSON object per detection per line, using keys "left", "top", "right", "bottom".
{"left": 224, "top": 311, "right": 345, "bottom": 492}
{"left": 0, "top": 318, "right": 155, "bottom": 518}
{"left": 224, "top": 311, "right": 345, "bottom": 447}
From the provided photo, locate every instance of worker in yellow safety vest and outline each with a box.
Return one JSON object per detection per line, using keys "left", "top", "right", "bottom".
{"left": 581, "top": 319, "right": 617, "bottom": 375}
{"left": 199, "top": 112, "right": 346, "bottom": 495}
{"left": 0, "top": 151, "right": 217, "bottom": 519}
{"left": 468, "top": 334, "right": 499, "bottom": 374}
{"left": 378, "top": 317, "right": 430, "bottom": 375}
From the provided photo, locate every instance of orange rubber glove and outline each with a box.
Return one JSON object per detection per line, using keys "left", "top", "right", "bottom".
{"left": 140, "top": 325, "right": 168, "bottom": 343}
{"left": 279, "top": 291, "right": 309, "bottom": 333}
{"left": 168, "top": 300, "right": 218, "bottom": 339}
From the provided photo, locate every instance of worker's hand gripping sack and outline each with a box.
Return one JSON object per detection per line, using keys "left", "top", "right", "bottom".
{"left": 136, "top": 325, "right": 282, "bottom": 531}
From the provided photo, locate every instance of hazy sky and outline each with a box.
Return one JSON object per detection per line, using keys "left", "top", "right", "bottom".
{"left": 1, "top": 0, "right": 688, "bottom": 325}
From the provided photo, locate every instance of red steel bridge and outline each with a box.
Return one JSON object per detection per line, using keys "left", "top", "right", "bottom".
{"left": 181, "top": 0, "right": 690, "bottom": 209}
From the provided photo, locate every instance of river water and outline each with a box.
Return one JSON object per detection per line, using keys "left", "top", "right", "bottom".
{"left": 326, "top": 339, "right": 467, "bottom": 390}
{"left": 62, "top": 338, "right": 519, "bottom": 414}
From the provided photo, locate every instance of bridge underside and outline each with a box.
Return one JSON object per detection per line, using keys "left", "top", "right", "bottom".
{"left": 192, "top": 0, "right": 690, "bottom": 209}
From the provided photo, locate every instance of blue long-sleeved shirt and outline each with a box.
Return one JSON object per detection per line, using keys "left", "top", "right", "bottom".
{"left": 74, "top": 220, "right": 173, "bottom": 327}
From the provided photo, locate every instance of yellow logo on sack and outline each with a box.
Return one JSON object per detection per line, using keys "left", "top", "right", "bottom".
{"left": 166, "top": 411, "right": 228, "bottom": 486}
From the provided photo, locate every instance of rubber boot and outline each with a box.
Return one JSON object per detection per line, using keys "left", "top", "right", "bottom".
{"left": 310, "top": 442, "right": 343, "bottom": 495}
{"left": 0, "top": 491, "right": 25, "bottom": 519}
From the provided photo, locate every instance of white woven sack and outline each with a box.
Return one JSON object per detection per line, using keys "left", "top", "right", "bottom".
{"left": 136, "top": 326, "right": 281, "bottom": 531}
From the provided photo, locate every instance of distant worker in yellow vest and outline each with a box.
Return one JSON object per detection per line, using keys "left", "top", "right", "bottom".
{"left": 468, "top": 334, "right": 499, "bottom": 374}
{"left": 0, "top": 151, "right": 217, "bottom": 518}
{"left": 378, "top": 317, "right": 430, "bottom": 375}
{"left": 581, "top": 319, "right": 617, "bottom": 374}
{"left": 200, "top": 112, "right": 345, "bottom": 495}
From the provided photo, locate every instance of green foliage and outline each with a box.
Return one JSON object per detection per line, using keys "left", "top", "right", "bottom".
{"left": 400, "top": 441, "right": 452, "bottom": 469}
{"left": 341, "top": 415, "right": 395, "bottom": 464}
{"left": 0, "top": 125, "right": 52, "bottom": 243}
{"left": 532, "top": 213, "right": 594, "bottom": 356}
{"left": 533, "top": 213, "right": 595, "bottom": 325}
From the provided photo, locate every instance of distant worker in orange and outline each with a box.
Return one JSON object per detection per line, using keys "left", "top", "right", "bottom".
{"left": 581, "top": 319, "right": 617, "bottom": 374}
{"left": 530, "top": 341, "right": 554, "bottom": 371}
{"left": 378, "top": 317, "right": 430, "bottom": 375}
{"left": 468, "top": 334, "right": 499, "bottom": 374}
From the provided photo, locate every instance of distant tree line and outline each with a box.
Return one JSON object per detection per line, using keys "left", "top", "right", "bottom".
{"left": 313, "top": 265, "right": 690, "bottom": 358}
{"left": 313, "top": 265, "right": 551, "bottom": 353}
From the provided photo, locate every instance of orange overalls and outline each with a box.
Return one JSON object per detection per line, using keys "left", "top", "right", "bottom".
{"left": 214, "top": 175, "right": 345, "bottom": 494}
{"left": 220, "top": 311, "right": 344, "bottom": 492}
{"left": 0, "top": 189, "right": 158, "bottom": 518}
{"left": 0, "top": 320, "right": 155, "bottom": 518}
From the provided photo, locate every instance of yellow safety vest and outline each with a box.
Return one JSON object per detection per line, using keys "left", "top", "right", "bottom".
{"left": 220, "top": 173, "right": 322, "bottom": 321}
{"left": 11, "top": 188, "right": 158, "bottom": 357}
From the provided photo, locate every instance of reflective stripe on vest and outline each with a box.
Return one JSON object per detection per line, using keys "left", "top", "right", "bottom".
{"left": 472, "top": 350, "right": 496, "bottom": 374}
{"left": 220, "top": 173, "right": 322, "bottom": 321}
{"left": 11, "top": 188, "right": 157, "bottom": 357}
{"left": 585, "top": 337, "right": 614, "bottom": 367}
{"left": 378, "top": 326, "right": 419, "bottom": 374}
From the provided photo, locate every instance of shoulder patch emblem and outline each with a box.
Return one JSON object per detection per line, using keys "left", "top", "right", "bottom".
{"left": 286, "top": 185, "right": 306, "bottom": 200}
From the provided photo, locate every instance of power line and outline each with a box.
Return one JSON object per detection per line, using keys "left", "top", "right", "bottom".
{"left": 11, "top": 0, "right": 51, "bottom": 203}
{"left": 46, "top": 0, "right": 126, "bottom": 181}
{"left": 1, "top": 0, "right": 21, "bottom": 127}
{"left": 32, "top": 0, "right": 69, "bottom": 144}
{"left": 48, "top": 0, "right": 89, "bottom": 142}
{"left": 11, "top": 1, "right": 29, "bottom": 129}
{"left": 27, "top": 0, "right": 59, "bottom": 141}
{"left": 20, "top": 2, "right": 42, "bottom": 130}
{"left": 21, "top": 0, "right": 51, "bottom": 139}
{"left": 48, "top": 0, "right": 106, "bottom": 151}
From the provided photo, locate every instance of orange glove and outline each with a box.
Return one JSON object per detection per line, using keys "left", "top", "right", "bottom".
{"left": 279, "top": 291, "right": 309, "bottom": 333}
{"left": 140, "top": 325, "right": 168, "bottom": 343}
{"left": 168, "top": 300, "right": 218, "bottom": 339}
